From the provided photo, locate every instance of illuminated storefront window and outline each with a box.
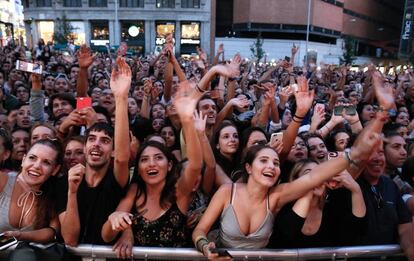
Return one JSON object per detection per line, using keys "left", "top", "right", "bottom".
{"left": 155, "top": 21, "right": 175, "bottom": 53}
{"left": 38, "top": 21, "right": 54, "bottom": 43}
{"left": 90, "top": 20, "right": 109, "bottom": 46}
{"left": 121, "top": 21, "right": 145, "bottom": 55}
{"left": 69, "top": 21, "right": 85, "bottom": 45}
{"left": 181, "top": 21, "right": 200, "bottom": 54}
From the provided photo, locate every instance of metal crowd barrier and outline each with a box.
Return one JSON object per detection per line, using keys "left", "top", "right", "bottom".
{"left": 64, "top": 244, "right": 405, "bottom": 260}
{"left": 0, "top": 244, "right": 405, "bottom": 260}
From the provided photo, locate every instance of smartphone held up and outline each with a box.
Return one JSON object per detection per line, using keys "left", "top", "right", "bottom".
{"left": 16, "top": 60, "right": 43, "bottom": 74}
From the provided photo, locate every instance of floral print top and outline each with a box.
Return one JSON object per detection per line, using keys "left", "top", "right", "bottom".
{"left": 132, "top": 203, "right": 188, "bottom": 247}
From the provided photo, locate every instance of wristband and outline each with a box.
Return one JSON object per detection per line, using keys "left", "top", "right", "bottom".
{"left": 292, "top": 118, "right": 302, "bottom": 123}
{"left": 196, "top": 84, "right": 206, "bottom": 93}
{"left": 350, "top": 120, "right": 360, "bottom": 125}
{"left": 195, "top": 236, "right": 209, "bottom": 253}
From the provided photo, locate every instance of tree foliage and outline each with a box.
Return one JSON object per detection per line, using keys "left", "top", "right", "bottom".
{"left": 53, "top": 15, "right": 75, "bottom": 45}
{"left": 340, "top": 36, "right": 356, "bottom": 65}
{"left": 250, "top": 32, "right": 265, "bottom": 62}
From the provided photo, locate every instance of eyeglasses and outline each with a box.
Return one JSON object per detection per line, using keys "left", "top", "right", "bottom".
{"left": 292, "top": 142, "right": 306, "bottom": 149}
{"left": 371, "top": 186, "right": 384, "bottom": 209}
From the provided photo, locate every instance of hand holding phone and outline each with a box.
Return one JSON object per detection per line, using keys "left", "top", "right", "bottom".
{"left": 76, "top": 97, "right": 92, "bottom": 110}
{"left": 16, "top": 60, "right": 42, "bottom": 74}
{"left": 0, "top": 233, "right": 18, "bottom": 251}
{"left": 271, "top": 132, "right": 283, "bottom": 143}
{"left": 210, "top": 248, "right": 233, "bottom": 258}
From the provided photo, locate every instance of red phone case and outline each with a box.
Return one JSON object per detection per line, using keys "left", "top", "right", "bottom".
{"left": 76, "top": 97, "right": 92, "bottom": 110}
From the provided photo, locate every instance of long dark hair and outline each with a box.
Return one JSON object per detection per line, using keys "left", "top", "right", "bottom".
{"left": 30, "top": 139, "right": 63, "bottom": 229}
{"left": 131, "top": 141, "right": 179, "bottom": 211}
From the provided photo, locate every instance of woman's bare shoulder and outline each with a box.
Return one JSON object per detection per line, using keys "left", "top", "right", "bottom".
{"left": 0, "top": 171, "right": 11, "bottom": 193}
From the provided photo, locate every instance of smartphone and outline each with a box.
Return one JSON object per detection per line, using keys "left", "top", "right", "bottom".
{"left": 271, "top": 132, "right": 283, "bottom": 143}
{"left": 16, "top": 60, "right": 42, "bottom": 74}
{"left": 210, "top": 248, "right": 233, "bottom": 258}
{"left": 334, "top": 105, "right": 344, "bottom": 116}
{"left": 0, "top": 233, "right": 18, "bottom": 251}
{"left": 76, "top": 97, "right": 92, "bottom": 110}
{"left": 345, "top": 105, "right": 356, "bottom": 116}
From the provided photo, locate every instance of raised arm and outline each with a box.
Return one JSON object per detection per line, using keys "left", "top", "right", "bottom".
{"left": 76, "top": 45, "right": 95, "bottom": 97}
{"left": 175, "top": 81, "right": 203, "bottom": 210}
{"left": 275, "top": 125, "right": 381, "bottom": 207}
{"left": 110, "top": 57, "right": 131, "bottom": 187}
{"left": 197, "top": 54, "right": 241, "bottom": 95}
{"left": 213, "top": 43, "right": 224, "bottom": 66}
{"left": 29, "top": 73, "right": 45, "bottom": 123}
{"left": 280, "top": 76, "right": 314, "bottom": 157}
{"left": 139, "top": 79, "right": 152, "bottom": 119}
{"left": 194, "top": 110, "right": 216, "bottom": 196}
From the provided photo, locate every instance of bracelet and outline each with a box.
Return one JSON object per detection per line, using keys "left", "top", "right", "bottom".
{"left": 196, "top": 84, "right": 206, "bottom": 93}
{"left": 48, "top": 226, "right": 57, "bottom": 240}
{"left": 195, "top": 236, "right": 209, "bottom": 253}
{"left": 292, "top": 117, "right": 302, "bottom": 123}
{"left": 293, "top": 114, "right": 305, "bottom": 120}
{"left": 350, "top": 120, "right": 359, "bottom": 125}
{"left": 344, "top": 149, "right": 358, "bottom": 166}
{"left": 324, "top": 125, "right": 331, "bottom": 132}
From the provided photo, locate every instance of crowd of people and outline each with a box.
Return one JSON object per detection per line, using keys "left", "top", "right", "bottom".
{"left": 0, "top": 36, "right": 414, "bottom": 260}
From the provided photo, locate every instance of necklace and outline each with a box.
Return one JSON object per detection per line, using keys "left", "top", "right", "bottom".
{"left": 16, "top": 174, "right": 43, "bottom": 228}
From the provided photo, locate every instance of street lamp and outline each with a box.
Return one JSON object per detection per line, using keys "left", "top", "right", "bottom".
{"left": 305, "top": 0, "right": 312, "bottom": 64}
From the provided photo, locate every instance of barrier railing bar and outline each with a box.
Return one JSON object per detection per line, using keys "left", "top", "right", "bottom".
{"left": 63, "top": 244, "right": 404, "bottom": 260}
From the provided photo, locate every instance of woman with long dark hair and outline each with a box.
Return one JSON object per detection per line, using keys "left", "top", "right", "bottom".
{"left": 101, "top": 81, "right": 202, "bottom": 258}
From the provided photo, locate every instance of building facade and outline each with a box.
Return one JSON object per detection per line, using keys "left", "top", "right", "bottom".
{"left": 23, "top": 0, "right": 213, "bottom": 55}
{"left": 0, "top": 0, "right": 25, "bottom": 46}
{"left": 216, "top": 0, "right": 404, "bottom": 64}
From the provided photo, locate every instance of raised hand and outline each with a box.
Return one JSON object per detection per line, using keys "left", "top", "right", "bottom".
{"left": 291, "top": 44, "right": 299, "bottom": 56}
{"left": 77, "top": 45, "right": 95, "bottom": 69}
{"left": 229, "top": 97, "right": 250, "bottom": 110}
{"left": 78, "top": 107, "right": 98, "bottom": 128}
{"left": 194, "top": 110, "right": 207, "bottom": 133}
{"left": 31, "top": 73, "right": 42, "bottom": 91}
{"left": 68, "top": 163, "right": 85, "bottom": 193}
{"left": 351, "top": 129, "right": 381, "bottom": 161}
{"left": 173, "top": 81, "right": 198, "bottom": 120}
{"left": 217, "top": 43, "right": 224, "bottom": 54}
{"left": 143, "top": 79, "right": 153, "bottom": 97}
{"left": 311, "top": 105, "right": 326, "bottom": 127}
{"left": 294, "top": 76, "right": 315, "bottom": 116}
{"left": 279, "top": 85, "right": 293, "bottom": 102}
{"left": 269, "top": 137, "right": 283, "bottom": 155}
{"left": 214, "top": 54, "right": 241, "bottom": 77}
{"left": 110, "top": 57, "right": 132, "bottom": 98}
{"left": 372, "top": 71, "right": 395, "bottom": 110}
{"left": 60, "top": 110, "right": 84, "bottom": 132}
{"left": 197, "top": 46, "right": 208, "bottom": 62}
